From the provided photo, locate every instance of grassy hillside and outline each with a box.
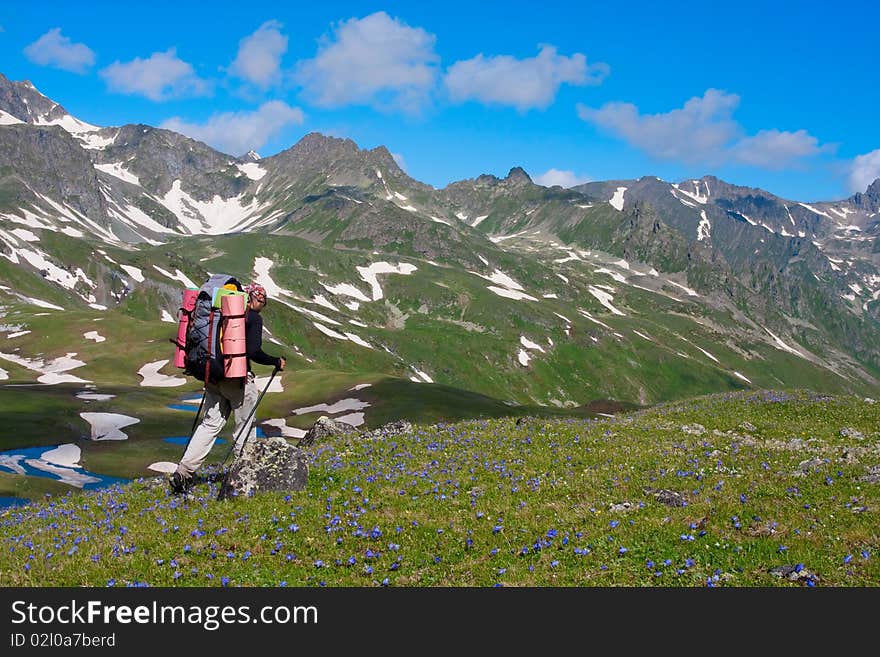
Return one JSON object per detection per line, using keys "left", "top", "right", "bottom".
{"left": 1, "top": 389, "right": 877, "bottom": 587}
{"left": 3, "top": 226, "right": 880, "bottom": 509}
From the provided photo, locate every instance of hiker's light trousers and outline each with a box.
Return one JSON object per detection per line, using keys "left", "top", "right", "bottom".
{"left": 176, "top": 373, "right": 258, "bottom": 478}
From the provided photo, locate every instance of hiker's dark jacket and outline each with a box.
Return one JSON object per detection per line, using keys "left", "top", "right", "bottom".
{"left": 245, "top": 310, "right": 281, "bottom": 372}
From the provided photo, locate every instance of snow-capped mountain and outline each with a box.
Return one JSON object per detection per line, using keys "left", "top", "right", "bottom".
{"left": 1, "top": 71, "right": 879, "bottom": 411}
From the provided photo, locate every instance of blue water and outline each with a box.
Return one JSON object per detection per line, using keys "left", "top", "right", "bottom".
{"left": 0, "top": 394, "right": 267, "bottom": 509}
{"left": 0, "top": 496, "right": 31, "bottom": 510}
{"left": 164, "top": 436, "right": 225, "bottom": 445}
{"left": 168, "top": 403, "right": 199, "bottom": 412}
{"left": 0, "top": 445, "right": 129, "bottom": 510}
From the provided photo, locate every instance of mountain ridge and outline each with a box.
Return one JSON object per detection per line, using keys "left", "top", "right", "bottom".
{"left": 1, "top": 71, "right": 879, "bottom": 425}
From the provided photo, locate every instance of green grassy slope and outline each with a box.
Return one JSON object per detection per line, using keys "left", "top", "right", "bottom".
{"left": 1, "top": 390, "right": 876, "bottom": 587}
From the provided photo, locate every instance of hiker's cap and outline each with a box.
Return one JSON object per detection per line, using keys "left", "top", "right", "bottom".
{"left": 245, "top": 283, "right": 267, "bottom": 302}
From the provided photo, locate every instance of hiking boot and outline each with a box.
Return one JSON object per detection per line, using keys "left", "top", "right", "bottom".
{"left": 167, "top": 471, "right": 193, "bottom": 495}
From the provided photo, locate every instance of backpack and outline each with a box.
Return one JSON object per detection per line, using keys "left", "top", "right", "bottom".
{"left": 171, "top": 287, "right": 199, "bottom": 369}
{"left": 182, "top": 273, "right": 245, "bottom": 383}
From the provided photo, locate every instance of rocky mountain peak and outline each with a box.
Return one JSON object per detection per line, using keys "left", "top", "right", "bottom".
{"left": 0, "top": 73, "right": 98, "bottom": 132}
{"left": 269, "top": 132, "right": 365, "bottom": 168}
{"left": 243, "top": 150, "right": 261, "bottom": 162}
{"left": 848, "top": 177, "right": 880, "bottom": 212}
{"left": 700, "top": 174, "right": 720, "bottom": 188}
{"left": 474, "top": 173, "right": 500, "bottom": 185}
{"left": 0, "top": 73, "right": 54, "bottom": 122}
{"left": 367, "top": 143, "right": 405, "bottom": 172}
{"left": 297, "top": 131, "right": 358, "bottom": 153}
{"left": 506, "top": 166, "right": 532, "bottom": 184}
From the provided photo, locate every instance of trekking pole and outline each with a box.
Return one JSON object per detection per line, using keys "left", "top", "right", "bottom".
{"left": 220, "top": 364, "right": 280, "bottom": 466}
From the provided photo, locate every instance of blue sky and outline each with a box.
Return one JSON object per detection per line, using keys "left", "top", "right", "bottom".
{"left": 2, "top": 0, "right": 878, "bottom": 201}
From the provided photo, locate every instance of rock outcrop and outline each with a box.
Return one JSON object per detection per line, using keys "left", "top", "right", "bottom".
{"left": 218, "top": 436, "right": 308, "bottom": 500}
{"left": 298, "top": 415, "right": 358, "bottom": 447}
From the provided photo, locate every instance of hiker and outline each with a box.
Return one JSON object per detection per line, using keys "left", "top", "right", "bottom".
{"left": 168, "top": 283, "right": 286, "bottom": 494}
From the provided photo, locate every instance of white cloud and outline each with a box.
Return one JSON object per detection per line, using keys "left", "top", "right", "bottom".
{"left": 577, "top": 89, "right": 740, "bottom": 164}
{"left": 445, "top": 45, "right": 608, "bottom": 111}
{"left": 161, "top": 100, "right": 305, "bottom": 156}
{"left": 729, "top": 129, "right": 827, "bottom": 169}
{"left": 577, "top": 88, "right": 827, "bottom": 170}
{"left": 228, "top": 20, "right": 288, "bottom": 89}
{"left": 100, "top": 48, "right": 211, "bottom": 101}
{"left": 294, "top": 11, "right": 439, "bottom": 114}
{"left": 534, "top": 168, "right": 592, "bottom": 188}
{"left": 23, "top": 28, "right": 95, "bottom": 74}
{"left": 848, "top": 149, "right": 880, "bottom": 193}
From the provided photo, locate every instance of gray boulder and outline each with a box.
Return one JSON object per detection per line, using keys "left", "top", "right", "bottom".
{"left": 218, "top": 436, "right": 308, "bottom": 500}
{"left": 768, "top": 565, "right": 820, "bottom": 585}
{"left": 298, "top": 415, "right": 358, "bottom": 447}
{"left": 680, "top": 423, "right": 706, "bottom": 436}
{"left": 361, "top": 419, "right": 413, "bottom": 439}
{"left": 839, "top": 427, "right": 865, "bottom": 440}
{"left": 644, "top": 487, "right": 689, "bottom": 507}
